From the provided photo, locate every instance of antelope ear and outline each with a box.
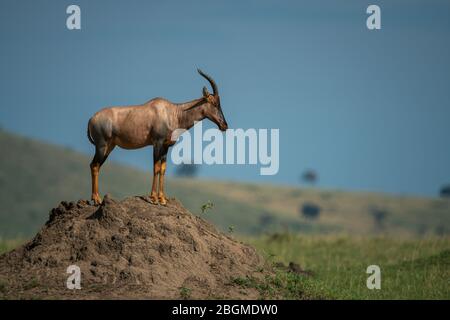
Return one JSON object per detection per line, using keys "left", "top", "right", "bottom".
{"left": 202, "top": 86, "right": 210, "bottom": 97}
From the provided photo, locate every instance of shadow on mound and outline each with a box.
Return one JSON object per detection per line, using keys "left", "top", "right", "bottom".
{"left": 0, "top": 195, "right": 269, "bottom": 299}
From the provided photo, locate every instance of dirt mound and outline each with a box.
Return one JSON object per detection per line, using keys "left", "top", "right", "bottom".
{"left": 0, "top": 195, "right": 270, "bottom": 299}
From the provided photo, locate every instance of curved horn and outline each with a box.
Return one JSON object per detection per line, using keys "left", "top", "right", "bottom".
{"left": 197, "top": 68, "right": 218, "bottom": 95}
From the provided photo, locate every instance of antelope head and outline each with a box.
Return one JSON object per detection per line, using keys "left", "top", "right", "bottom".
{"left": 198, "top": 69, "right": 228, "bottom": 131}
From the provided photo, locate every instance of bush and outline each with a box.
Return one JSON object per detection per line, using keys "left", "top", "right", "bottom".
{"left": 369, "top": 206, "right": 389, "bottom": 231}
{"left": 440, "top": 185, "right": 450, "bottom": 198}
{"left": 259, "top": 212, "right": 275, "bottom": 227}
{"left": 175, "top": 164, "right": 199, "bottom": 177}
{"left": 300, "top": 203, "right": 321, "bottom": 220}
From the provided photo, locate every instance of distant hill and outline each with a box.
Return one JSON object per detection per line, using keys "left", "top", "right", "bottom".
{"left": 0, "top": 129, "right": 449, "bottom": 238}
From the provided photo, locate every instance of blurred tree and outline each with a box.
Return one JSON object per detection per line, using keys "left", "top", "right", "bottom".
{"left": 369, "top": 206, "right": 389, "bottom": 231}
{"left": 175, "top": 164, "right": 199, "bottom": 177}
{"left": 259, "top": 212, "right": 275, "bottom": 227}
{"left": 440, "top": 185, "right": 450, "bottom": 198}
{"left": 435, "top": 225, "right": 448, "bottom": 236}
{"left": 301, "top": 169, "right": 318, "bottom": 185}
{"left": 300, "top": 202, "right": 321, "bottom": 220}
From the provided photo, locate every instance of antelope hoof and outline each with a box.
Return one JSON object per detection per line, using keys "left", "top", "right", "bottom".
{"left": 149, "top": 194, "right": 158, "bottom": 205}
{"left": 91, "top": 194, "right": 102, "bottom": 205}
{"left": 158, "top": 195, "right": 167, "bottom": 206}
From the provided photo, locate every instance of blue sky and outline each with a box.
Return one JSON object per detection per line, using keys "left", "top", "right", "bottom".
{"left": 1, "top": 0, "right": 449, "bottom": 197}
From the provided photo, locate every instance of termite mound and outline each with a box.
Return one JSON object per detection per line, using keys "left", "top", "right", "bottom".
{"left": 0, "top": 195, "right": 269, "bottom": 299}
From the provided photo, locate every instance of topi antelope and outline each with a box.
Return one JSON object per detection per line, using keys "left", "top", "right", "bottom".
{"left": 87, "top": 69, "right": 228, "bottom": 205}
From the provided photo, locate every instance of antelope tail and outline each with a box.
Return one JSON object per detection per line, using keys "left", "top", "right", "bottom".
{"left": 87, "top": 123, "right": 95, "bottom": 145}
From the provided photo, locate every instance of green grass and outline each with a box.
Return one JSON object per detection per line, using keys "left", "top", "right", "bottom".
{"left": 0, "top": 239, "right": 24, "bottom": 254}
{"left": 179, "top": 286, "right": 192, "bottom": 299}
{"left": 247, "top": 234, "right": 450, "bottom": 299}
{"left": 231, "top": 272, "right": 326, "bottom": 300}
{"left": 3, "top": 236, "right": 449, "bottom": 299}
